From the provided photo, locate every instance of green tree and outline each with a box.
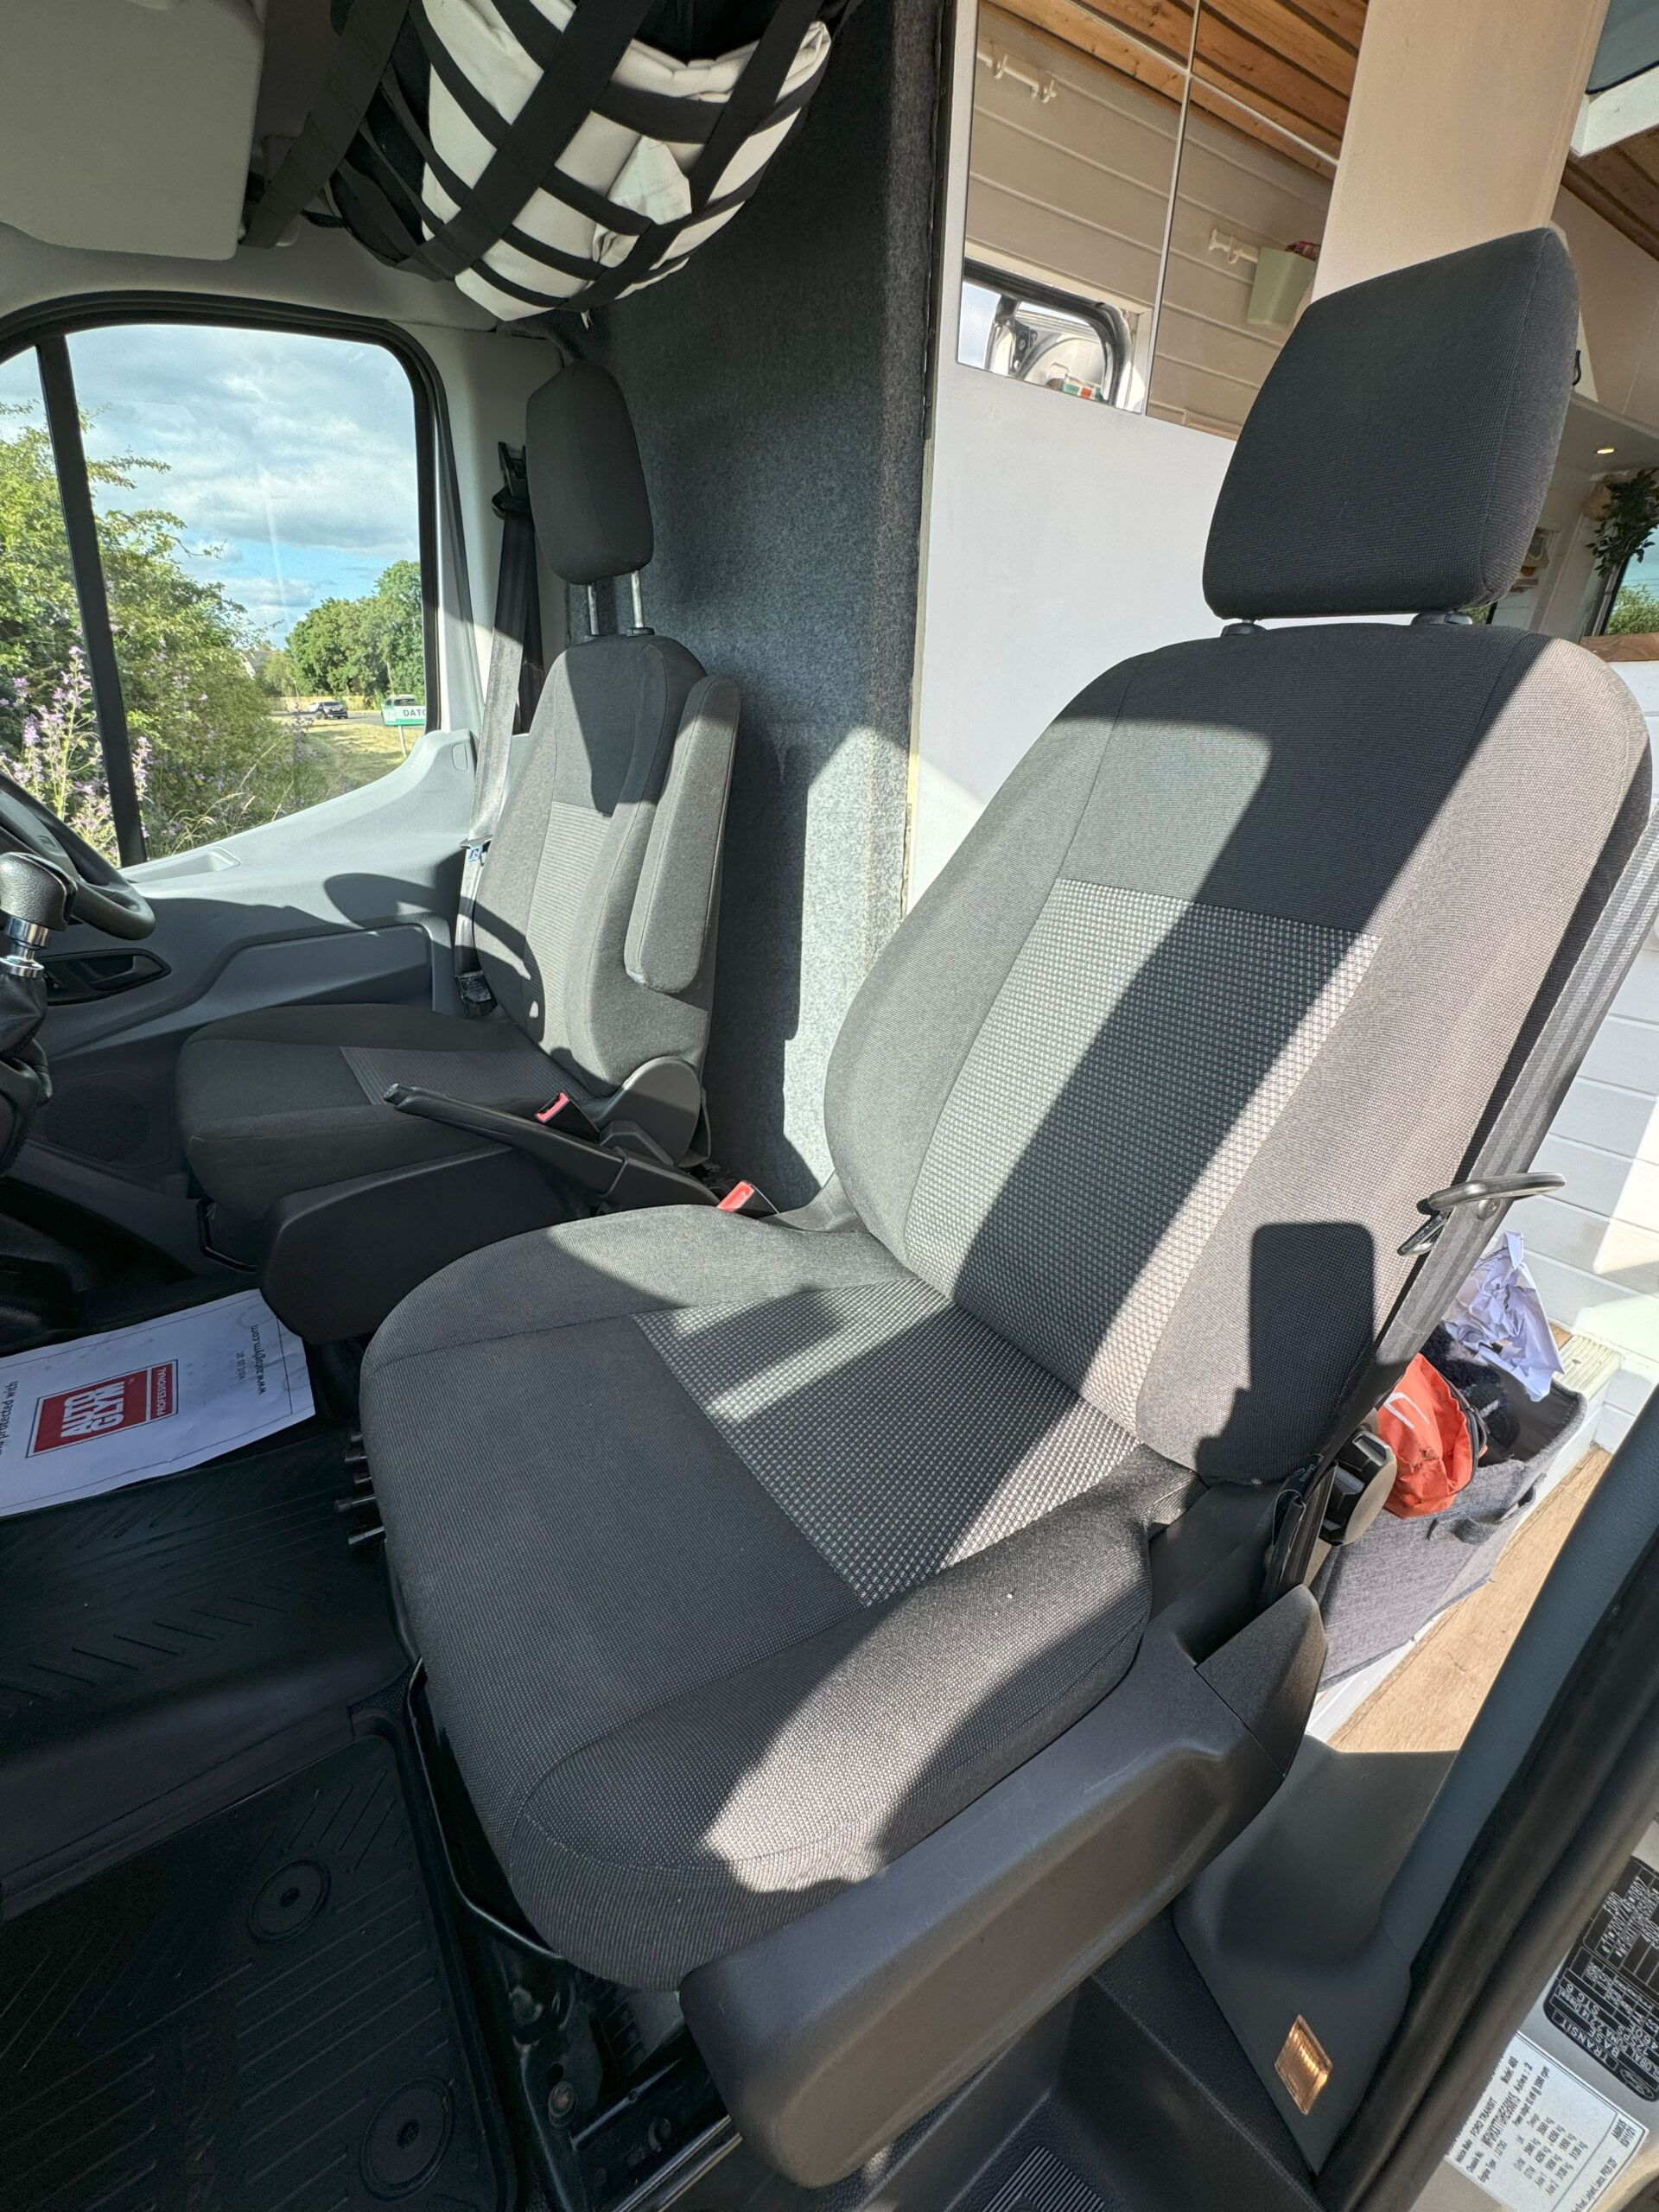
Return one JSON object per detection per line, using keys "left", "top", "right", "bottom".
{"left": 288, "top": 594, "right": 368, "bottom": 700}
{"left": 0, "top": 407, "right": 109, "bottom": 753}
{"left": 289, "top": 561, "right": 423, "bottom": 703}
{"left": 364, "top": 560, "right": 423, "bottom": 696}
{"left": 0, "top": 403, "right": 332, "bottom": 859}
{"left": 252, "top": 645, "right": 297, "bottom": 701}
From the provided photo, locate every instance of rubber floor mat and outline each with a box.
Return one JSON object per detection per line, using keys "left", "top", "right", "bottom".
{"left": 963, "top": 2120, "right": 1134, "bottom": 2212}
{"left": 0, "top": 1433, "right": 404, "bottom": 1913}
{"left": 0, "top": 1734, "right": 505, "bottom": 2211}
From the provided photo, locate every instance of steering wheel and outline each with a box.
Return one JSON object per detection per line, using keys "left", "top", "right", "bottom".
{"left": 0, "top": 770, "right": 155, "bottom": 941}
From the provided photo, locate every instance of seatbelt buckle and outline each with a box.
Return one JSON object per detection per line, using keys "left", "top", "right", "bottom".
{"left": 457, "top": 970, "right": 495, "bottom": 1009}
{"left": 536, "top": 1091, "right": 601, "bottom": 1143}
{"left": 1319, "top": 1427, "right": 1397, "bottom": 1546}
{"left": 716, "top": 1179, "right": 776, "bottom": 1217}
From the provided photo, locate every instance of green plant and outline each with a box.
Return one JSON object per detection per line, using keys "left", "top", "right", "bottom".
{"left": 0, "top": 403, "right": 332, "bottom": 859}
{"left": 1608, "top": 582, "right": 1659, "bottom": 634}
{"left": 1590, "top": 468, "right": 1659, "bottom": 580}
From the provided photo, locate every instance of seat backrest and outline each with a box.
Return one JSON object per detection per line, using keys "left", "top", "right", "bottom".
{"left": 826, "top": 229, "right": 1650, "bottom": 1484}
{"left": 474, "top": 362, "right": 737, "bottom": 1092}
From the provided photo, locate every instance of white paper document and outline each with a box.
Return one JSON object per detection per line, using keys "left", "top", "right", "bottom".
{"left": 0, "top": 1290, "right": 314, "bottom": 1516}
{"left": 1446, "top": 2035, "right": 1647, "bottom": 2212}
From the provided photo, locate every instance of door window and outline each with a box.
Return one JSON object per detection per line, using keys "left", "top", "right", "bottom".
{"left": 0, "top": 321, "right": 432, "bottom": 862}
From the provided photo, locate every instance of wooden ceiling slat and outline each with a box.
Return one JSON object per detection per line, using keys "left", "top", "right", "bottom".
{"left": 1562, "top": 161, "right": 1659, "bottom": 261}
{"left": 1194, "top": 11, "right": 1350, "bottom": 137}
{"left": 984, "top": 0, "right": 1185, "bottom": 101}
{"left": 1080, "top": 0, "right": 1194, "bottom": 62}
{"left": 1617, "top": 127, "right": 1659, "bottom": 189}
{"left": 1274, "top": 0, "right": 1366, "bottom": 53}
{"left": 1188, "top": 78, "right": 1337, "bottom": 173}
{"left": 1573, "top": 142, "right": 1659, "bottom": 232}
{"left": 1191, "top": 68, "right": 1341, "bottom": 163}
{"left": 1203, "top": 0, "right": 1356, "bottom": 96}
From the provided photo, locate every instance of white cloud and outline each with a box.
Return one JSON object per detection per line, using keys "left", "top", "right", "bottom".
{"left": 2, "top": 324, "right": 423, "bottom": 643}
{"left": 67, "top": 323, "right": 422, "bottom": 588}
{"left": 0, "top": 352, "right": 42, "bottom": 415}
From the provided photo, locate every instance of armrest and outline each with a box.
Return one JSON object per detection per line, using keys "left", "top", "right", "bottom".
{"left": 626, "top": 675, "right": 738, "bottom": 995}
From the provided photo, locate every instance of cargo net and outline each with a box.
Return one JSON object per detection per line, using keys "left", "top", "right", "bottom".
{"left": 247, "top": 0, "right": 850, "bottom": 318}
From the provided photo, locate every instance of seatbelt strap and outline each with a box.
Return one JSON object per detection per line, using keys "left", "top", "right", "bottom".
{"left": 1382, "top": 798, "right": 1659, "bottom": 1362}
{"left": 243, "top": 0, "right": 411, "bottom": 248}
{"left": 454, "top": 443, "right": 543, "bottom": 1011}
{"left": 1266, "top": 797, "right": 1659, "bottom": 1599}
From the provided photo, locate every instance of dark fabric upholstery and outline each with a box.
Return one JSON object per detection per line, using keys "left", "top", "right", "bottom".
{"left": 526, "top": 362, "right": 654, "bottom": 585}
{"left": 825, "top": 624, "right": 1647, "bottom": 1477}
{"left": 176, "top": 1003, "right": 565, "bottom": 1217}
{"left": 364, "top": 1210, "right": 1184, "bottom": 1985}
{"left": 359, "top": 229, "right": 1648, "bottom": 2003}
{"left": 474, "top": 632, "right": 709, "bottom": 1077}
{"left": 1205, "top": 230, "right": 1577, "bottom": 618}
{"left": 177, "top": 638, "right": 729, "bottom": 1209}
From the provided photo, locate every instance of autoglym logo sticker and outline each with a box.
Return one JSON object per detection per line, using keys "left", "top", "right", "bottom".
{"left": 29, "top": 1363, "right": 178, "bottom": 1453}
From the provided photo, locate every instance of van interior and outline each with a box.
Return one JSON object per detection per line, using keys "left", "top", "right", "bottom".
{"left": 8, "top": 3, "right": 1659, "bottom": 2211}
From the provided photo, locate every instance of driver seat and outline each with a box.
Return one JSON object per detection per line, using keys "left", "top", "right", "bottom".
{"left": 362, "top": 232, "right": 1649, "bottom": 2183}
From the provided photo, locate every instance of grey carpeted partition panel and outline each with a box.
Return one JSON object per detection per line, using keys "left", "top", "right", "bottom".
{"left": 589, "top": 0, "right": 940, "bottom": 1202}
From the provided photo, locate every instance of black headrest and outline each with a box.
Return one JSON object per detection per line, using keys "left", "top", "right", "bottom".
{"left": 526, "top": 362, "right": 654, "bottom": 586}
{"left": 1204, "top": 228, "right": 1578, "bottom": 620}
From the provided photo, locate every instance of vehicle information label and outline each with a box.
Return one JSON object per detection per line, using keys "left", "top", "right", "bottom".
{"left": 1547, "top": 1856, "right": 1659, "bottom": 2101}
{"left": 1446, "top": 2035, "right": 1646, "bottom": 2212}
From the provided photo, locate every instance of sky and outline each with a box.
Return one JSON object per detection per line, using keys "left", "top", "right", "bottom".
{"left": 0, "top": 324, "right": 420, "bottom": 645}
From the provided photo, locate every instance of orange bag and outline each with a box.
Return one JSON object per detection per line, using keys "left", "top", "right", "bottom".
{"left": 1377, "top": 1355, "right": 1479, "bottom": 1518}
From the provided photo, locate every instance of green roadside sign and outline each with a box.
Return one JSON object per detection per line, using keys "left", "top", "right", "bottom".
{"left": 382, "top": 695, "right": 425, "bottom": 727}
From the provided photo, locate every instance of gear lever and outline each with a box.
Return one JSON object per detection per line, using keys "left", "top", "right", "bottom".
{"left": 0, "top": 850, "right": 73, "bottom": 982}
{"left": 0, "top": 851, "right": 75, "bottom": 1174}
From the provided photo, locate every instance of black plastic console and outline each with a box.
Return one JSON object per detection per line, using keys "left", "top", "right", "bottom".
{"left": 261, "top": 1147, "right": 578, "bottom": 1343}
{"left": 680, "top": 1568, "right": 1325, "bottom": 2187}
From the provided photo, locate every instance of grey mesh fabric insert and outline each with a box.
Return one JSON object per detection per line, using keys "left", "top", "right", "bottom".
{"left": 477, "top": 799, "right": 612, "bottom": 1044}
{"left": 906, "top": 881, "right": 1376, "bottom": 1429}
{"left": 341, "top": 1042, "right": 556, "bottom": 1109}
{"left": 638, "top": 1274, "right": 1135, "bottom": 1603}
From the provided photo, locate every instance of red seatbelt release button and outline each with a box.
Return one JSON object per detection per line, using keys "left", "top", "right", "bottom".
{"left": 535, "top": 1092, "right": 602, "bottom": 1143}
{"left": 717, "top": 1180, "right": 776, "bottom": 1217}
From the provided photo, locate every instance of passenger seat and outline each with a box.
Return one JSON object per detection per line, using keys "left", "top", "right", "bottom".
{"left": 359, "top": 231, "right": 1651, "bottom": 2184}
{"left": 175, "top": 363, "right": 737, "bottom": 1306}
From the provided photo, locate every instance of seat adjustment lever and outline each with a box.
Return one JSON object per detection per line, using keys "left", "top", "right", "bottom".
{"left": 384, "top": 1084, "right": 718, "bottom": 1211}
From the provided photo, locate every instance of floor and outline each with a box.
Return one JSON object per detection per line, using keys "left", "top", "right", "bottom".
{"left": 1332, "top": 1445, "right": 1612, "bottom": 1756}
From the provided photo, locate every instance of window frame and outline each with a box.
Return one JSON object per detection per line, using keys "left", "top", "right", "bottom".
{"left": 962, "top": 260, "right": 1135, "bottom": 408}
{"left": 0, "top": 291, "right": 442, "bottom": 864}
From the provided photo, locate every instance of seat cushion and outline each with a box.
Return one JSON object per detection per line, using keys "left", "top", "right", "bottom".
{"left": 362, "top": 1207, "right": 1190, "bottom": 1987}
{"left": 176, "top": 1003, "right": 588, "bottom": 1217}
